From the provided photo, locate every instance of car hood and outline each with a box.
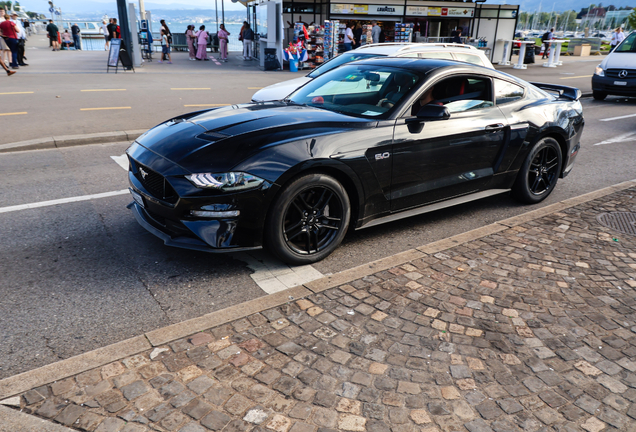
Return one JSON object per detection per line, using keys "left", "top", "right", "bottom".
{"left": 251, "top": 76, "right": 313, "bottom": 101}
{"left": 602, "top": 52, "right": 636, "bottom": 70}
{"left": 135, "top": 102, "right": 373, "bottom": 172}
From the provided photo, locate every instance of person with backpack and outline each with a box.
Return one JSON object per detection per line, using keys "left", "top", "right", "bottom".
{"left": 541, "top": 28, "right": 554, "bottom": 59}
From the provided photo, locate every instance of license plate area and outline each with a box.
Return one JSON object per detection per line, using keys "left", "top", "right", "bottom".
{"left": 614, "top": 81, "right": 627, "bottom": 86}
{"left": 130, "top": 189, "right": 145, "bottom": 208}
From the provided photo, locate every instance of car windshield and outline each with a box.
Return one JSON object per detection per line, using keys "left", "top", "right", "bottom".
{"left": 615, "top": 32, "right": 636, "bottom": 52}
{"left": 307, "top": 52, "right": 384, "bottom": 78}
{"left": 289, "top": 64, "right": 420, "bottom": 118}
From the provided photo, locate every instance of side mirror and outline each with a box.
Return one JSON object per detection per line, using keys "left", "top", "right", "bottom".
{"left": 415, "top": 104, "right": 450, "bottom": 120}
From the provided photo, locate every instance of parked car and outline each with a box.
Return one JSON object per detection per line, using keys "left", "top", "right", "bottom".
{"left": 127, "top": 58, "right": 584, "bottom": 264}
{"left": 251, "top": 43, "right": 494, "bottom": 102}
{"left": 592, "top": 31, "right": 636, "bottom": 100}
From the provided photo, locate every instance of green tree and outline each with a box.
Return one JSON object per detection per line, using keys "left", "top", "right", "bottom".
{"left": 629, "top": 8, "right": 636, "bottom": 29}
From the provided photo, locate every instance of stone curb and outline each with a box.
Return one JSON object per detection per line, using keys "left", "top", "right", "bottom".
{"left": 1, "top": 178, "right": 635, "bottom": 403}
{"left": 0, "top": 130, "right": 147, "bottom": 153}
{"left": 0, "top": 405, "right": 75, "bottom": 432}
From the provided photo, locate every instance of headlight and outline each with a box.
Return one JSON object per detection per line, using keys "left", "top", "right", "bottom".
{"left": 595, "top": 65, "right": 604, "bottom": 77}
{"left": 185, "top": 172, "right": 265, "bottom": 191}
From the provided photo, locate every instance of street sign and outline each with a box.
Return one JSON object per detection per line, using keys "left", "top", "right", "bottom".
{"left": 54, "top": 10, "right": 60, "bottom": 15}
{"left": 49, "top": 7, "right": 55, "bottom": 12}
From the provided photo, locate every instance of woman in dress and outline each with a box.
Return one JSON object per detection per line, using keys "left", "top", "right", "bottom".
{"left": 217, "top": 24, "right": 230, "bottom": 62}
{"left": 185, "top": 25, "right": 196, "bottom": 60}
{"left": 195, "top": 25, "right": 209, "bottom": 61}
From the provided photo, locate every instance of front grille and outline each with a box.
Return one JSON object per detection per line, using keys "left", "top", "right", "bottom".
{"left": 605, "top": 69, "right": 636, "bottom": 79}
{"left": 134, "top": 161, "right": 178, "bottom": 204}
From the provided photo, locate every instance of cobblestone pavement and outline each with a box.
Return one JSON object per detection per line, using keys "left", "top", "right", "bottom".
{"left": 6, "top": 188, "right": 636, "bottom": 432}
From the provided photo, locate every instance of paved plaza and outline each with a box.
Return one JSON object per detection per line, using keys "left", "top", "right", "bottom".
{"left": 2, "top": 182, "right": 636, "bottom": 432}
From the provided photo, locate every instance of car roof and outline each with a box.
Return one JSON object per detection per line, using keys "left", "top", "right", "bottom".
{"left": 351, "top": 56, "right": 492, "bottom": 73}
{"left": 353, "top": 42, "right": 481, "bottom": 56}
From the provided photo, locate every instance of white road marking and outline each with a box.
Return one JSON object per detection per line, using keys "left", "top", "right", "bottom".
{"left": 236, "top": 250, "right": 324, "bottom": 294}
{"left": 0, "top": 190, "right": 129, "bottom": 214}
{"left": 111, "top": 154, "right": 129, "bottom": 171}
{"left": 593, "top": 132, "right": 636, "bottom": 146}
{"left": 599, "top": 113, "right": 636, "bottom": 122}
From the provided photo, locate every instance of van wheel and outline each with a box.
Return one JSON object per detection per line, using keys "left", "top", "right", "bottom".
{"left": 593, "top": 91, "right": 607, "bottom": 101}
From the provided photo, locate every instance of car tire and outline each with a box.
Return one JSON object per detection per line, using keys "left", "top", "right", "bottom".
{"left": 593, "top": 91, "right": 607, "bottom": 101}
{"left": 265, "top": 173, "right": 350, "bottom": 265}
{"left": 511, "top": 137, "right": 562, "bottom": 204}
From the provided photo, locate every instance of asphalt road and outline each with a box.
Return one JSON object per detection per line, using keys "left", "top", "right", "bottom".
{"left": 1, "top": 95, "right": 635, "bottom": 379}
{"left": 2, "top": 36, "right": 600, "bottom": 145}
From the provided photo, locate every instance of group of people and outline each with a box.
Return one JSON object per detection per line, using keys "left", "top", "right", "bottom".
{"left": 101, "top": 18, "right": 121, "bottom": 51}
{"left": 0, "top": 8, "right": 28, "bottom": 75}
{"left": 158, "top": 20, "right": 254, "bottom": 64}
{"left": 182, "top": 23, "right": 233, "bottom": 62}
{"left": 342, "top": 21, "right": 384, "bottom": 51}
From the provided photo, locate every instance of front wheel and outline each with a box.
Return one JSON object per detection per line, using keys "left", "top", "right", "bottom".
{"left": 593, "top": 91, "right": 607, "bottom": 101}
{"left": 265, "top": 173, "right": 350, "bottom": 265}
{"left": 511, "top": 138, "right": 562, "bottom": 204}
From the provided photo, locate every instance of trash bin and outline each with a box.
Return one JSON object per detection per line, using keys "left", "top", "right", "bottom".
{"left": 524, "top": 42, "right": 535, "bottom": 64}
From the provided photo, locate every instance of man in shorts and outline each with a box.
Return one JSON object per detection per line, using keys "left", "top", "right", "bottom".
{"left": 0, "top": 9, "right": 12, "bottom": 66}
{"left": 46, "top": 19, "right": 59, "bottom": 51}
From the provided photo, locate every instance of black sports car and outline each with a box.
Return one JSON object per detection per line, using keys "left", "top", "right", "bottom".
{"left": 126, "top": 58, "right": 584, "bottom": 264}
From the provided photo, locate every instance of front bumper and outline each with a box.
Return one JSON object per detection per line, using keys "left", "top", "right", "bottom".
{"left": 126, "top": 154, "right": 275, "bottom": 253}
{"left": 592, "top": 74, "right": 636, "bottom": 97}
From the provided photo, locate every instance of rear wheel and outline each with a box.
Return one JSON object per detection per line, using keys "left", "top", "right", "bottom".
{"left": 593, "top": 91, "right": 607, "bottom": 101}
{"left": 265, "top": 173, "right": 350, "bottom": 265}
{"left": 511, "top": 138, "right": 562, "bottom": 204}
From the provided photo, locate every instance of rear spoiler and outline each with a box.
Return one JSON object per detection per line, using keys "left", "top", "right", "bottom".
{"left": 530, "top": 82, "right": 582, "bottom": 101}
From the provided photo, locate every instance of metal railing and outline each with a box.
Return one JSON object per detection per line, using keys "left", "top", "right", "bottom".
{"left": 80, "top": 32, "right": 245, "bottom": 52}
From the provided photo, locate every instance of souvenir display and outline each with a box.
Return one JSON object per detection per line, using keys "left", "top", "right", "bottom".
{"left": 323, "top": 20, "right": 339, "bottom": 60}
{"left": 394, "top": 23, "right": 414, "bottom": 43}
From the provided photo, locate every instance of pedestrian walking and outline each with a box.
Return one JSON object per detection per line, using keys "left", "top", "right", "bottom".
{"left": 242, "top": 22, "right": 253, "bottom": 60}
{"left": 541, "top": 28, "right": 554, "bottom": 59}
{"left": 343, "top": 22, "right": 355, "bottom": 52}
{"left": 101, "top": 20, "right": 109, "bottom": 50}
{"left": 217, "top": 24, "right": 229, "bottom": 62}
{"left": 71, "top": 23, "right": 81, "bottom": 50}
{"left": 610, "top": 27, "right": 625, "bottom": 52}
{"left": 160, "top": 20, "right": 172, "bottom": 61}
{"left": 185, "top": 25, "right": 196, "bottom": 60}
{"left": 1, "top": 57, "right": 15, "bottom": 75}
{"left": 353, "top": 22, "right": 362, "bottom": 47}
{"left": 11, "top": 13, "right": 27, "bottom": 66}
{"left": 0, "top": 14, "right": 20, "bottom": 68}
{"left": 158, "top": 29, "right": 172, "bottom": 63}
{"left": 195, "top": 25, "right": 209, "bottom": 61}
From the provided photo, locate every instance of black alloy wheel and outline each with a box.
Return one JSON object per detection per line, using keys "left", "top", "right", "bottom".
{"left": 512, "top": 138, "right": 562, "bottom": 204}
{"left": 265, "top": 173, "right": 350, "bottom": 265}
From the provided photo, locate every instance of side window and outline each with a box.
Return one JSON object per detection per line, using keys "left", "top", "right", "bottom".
{"left": 418, "top": 52, "right": 454, "bottom": 60}
{"left": 453, "top": 53, "right": 485, "bottom": 67}
{"left": 409, "top": 76, "right": 493, "bottom": 116}
{"left": 495, "top": 79, "right": 525, "bottom": 105}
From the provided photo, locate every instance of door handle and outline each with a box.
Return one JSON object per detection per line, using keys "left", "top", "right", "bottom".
{"left": 485, "top": 123, "right": 505, "bottom": 131}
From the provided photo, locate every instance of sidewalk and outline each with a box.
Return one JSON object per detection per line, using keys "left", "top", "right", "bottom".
{"left": 1, "top": 181, "right": 635, "bottom": 432}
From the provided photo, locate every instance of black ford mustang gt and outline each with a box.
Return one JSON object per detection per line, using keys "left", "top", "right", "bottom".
{"left": 126, "top": 58, "right": 584, "bottom": 264}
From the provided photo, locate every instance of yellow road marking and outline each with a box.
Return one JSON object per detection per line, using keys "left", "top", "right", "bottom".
{"left": 0, "top": 111, "right": 27, "bottom": 116}
{"left": 81, "top": 89, "right": 127, "bottom": 92}
{"left": 171, "top": 88, "right": 211, "bottom": 90}
{"left": 184, "top": 104, "right": 230, "bottom": 107}
{"left": 559, "top": 75, "right": 592, "bottom": 79}
{"left": 0, "top": 91, "right": 34, "bottom": 95}
{"left": 248, "top": 87, "right": 263, "bottom": 89}
{"left": 80, "top": 107, "right": 131, "bottom": 111}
